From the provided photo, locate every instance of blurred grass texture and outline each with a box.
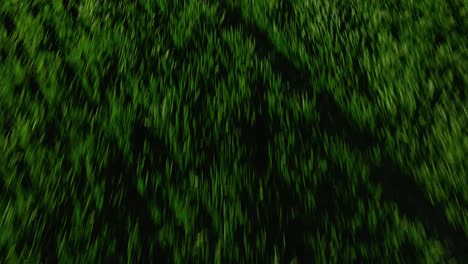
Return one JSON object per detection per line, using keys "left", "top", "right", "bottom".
{"left": 1, "top": 0, "right": 467, "bottom": 263}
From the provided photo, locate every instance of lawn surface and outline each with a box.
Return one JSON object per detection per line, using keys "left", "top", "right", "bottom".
{"left": 1, "top": 0, "right": 467, "bottom": 262}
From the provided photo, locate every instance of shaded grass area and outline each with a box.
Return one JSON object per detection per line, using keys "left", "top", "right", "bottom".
{"left": 1, "top": 0, "right": 467, "bottom": 262}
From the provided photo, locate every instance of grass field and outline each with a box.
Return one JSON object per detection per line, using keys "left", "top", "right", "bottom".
{"left": 1, "top": 0, "right": 467, "bottom": 262}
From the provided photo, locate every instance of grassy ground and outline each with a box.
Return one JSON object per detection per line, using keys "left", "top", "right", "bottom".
{"left": 1, "top": 0, "right": 467, "bottom": 262}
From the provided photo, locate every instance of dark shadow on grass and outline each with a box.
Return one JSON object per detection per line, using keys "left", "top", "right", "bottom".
{"left": 40, "top": 202, "right": 74, "bottom": 264}
{"left": 43, "top": 119, "right": 60, "bottom": 148}
{"left": 1, "top": 12, "right": 15, "bottom": 36}
{"left": 218, "top": 4, "right": 243, "bottom": 31}
{"left": 270, "top": 50, "right": 311, "bottom": 96}
{"left": 126, "top": 121, "right": 184, "bottom": 261}
{"left": 215, "top": 3, "right": 382, "bottom": 261}
{"left": 284, "top": 159, "right": 369, "bottom": 262}
{"left": 352, "top": 55, "right": 374, "bottom": 101}
{"left": 8, "top": 162, "right": 73, "bottom": 263}
{"left": 9, "top": 38, "right": 48, "bottom": 103}
{"left": 96, "top": 139, "right": 172, "bottom": 262}
{"left": 0, "top": 176, "right": 15, "bottom": 201}
{"left": 237, "top": 78, "right": 269, "bottom": 177}
{"left": 41, "top": 20, "right": 61, "bottom": 53}
{"left": 13, "top": 39, "right": 29, "bottom": 65}
{"left": 61, "top": 61, "right": 90, "bottom": 108}
{"left": 35, "top": 17, "right": 103, "bottom": 108}
{"left": 63, "top": 0, "right": 79, "bottom": 22}
{"left": 61, "top": 59, "right": 105, "bottom": 112}
{"left": 371, "top": 159, "right": 468, "bottom": 262}
{"left": 316, "top": 92, "right": 378, "bottom": 151}
{"left": 0, "top": 48, "right": 6, "bottom": 62}
{"left": 216, "top": 3, "right": 273, "bottom": 60}
{"left": 16, "top": 158, "right": 33, "bottom": 191}
{"left": 452, "top": 70, "right": 466, "bottom": 101}
{"left": 29, "top": 1, "right": 41, "bottom": 17}
{"left": 133, "top": 118, "right": 216, "bottom": 253}
{"left": 274, "top": 0, "right": 295, "bottom": 26}
{"left": 447, "top": 0, "right": 468, "bottom": 38}
{"left": 27, "top": 76, "right": 45, "bottom": 103}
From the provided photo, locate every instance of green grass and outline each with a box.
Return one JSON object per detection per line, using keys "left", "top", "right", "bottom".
{"left": 1, "top": 0, "right": 467, "bottom": 262}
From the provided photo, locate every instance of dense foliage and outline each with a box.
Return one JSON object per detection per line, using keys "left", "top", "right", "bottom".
{"left": 1, "top": 0, "right": 467, "bottom": 262}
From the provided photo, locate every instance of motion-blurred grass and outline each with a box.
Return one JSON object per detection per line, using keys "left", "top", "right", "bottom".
{"left": 1, "top": 0, "right": 467, "bottom": 262}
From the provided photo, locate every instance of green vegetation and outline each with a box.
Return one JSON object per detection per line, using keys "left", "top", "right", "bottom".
{"left": 1, "top": 0, "right": 467, "bottom": 262}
